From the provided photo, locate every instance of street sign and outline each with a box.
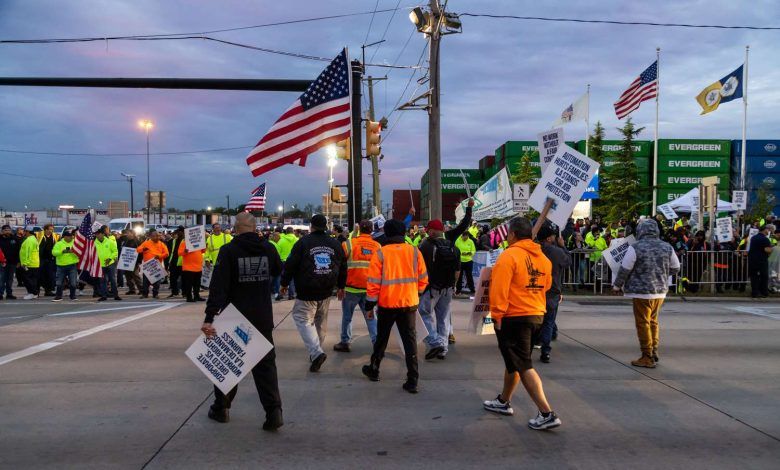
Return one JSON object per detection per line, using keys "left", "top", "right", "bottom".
{"left": 513, "top": 183, "right": 530, "bottom": 200}
{"left": 513, "top": 200, "right": 529, "bottom": 213}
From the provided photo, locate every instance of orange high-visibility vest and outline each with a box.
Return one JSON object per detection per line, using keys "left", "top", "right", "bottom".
{"left": 366, "top": 243, "right": 428, "bottom": 309}
{"left": 178, "top": 240, "right": 205, "bottom": 272}
{"left": 343, "top": 234, "right": 381, "bottom": 293}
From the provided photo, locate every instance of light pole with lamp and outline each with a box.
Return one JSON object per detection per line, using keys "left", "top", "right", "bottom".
{"left": 138, "top": 119, "right": 153, "bottom": 223}
{"left": 121, "top": 173, "right": 135, "bottom": 216}
{"left": 326, "top": 145, "right": 338, "bottom": 227}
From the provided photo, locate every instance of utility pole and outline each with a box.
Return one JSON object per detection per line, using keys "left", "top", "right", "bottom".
{"left": 226, "top": 195, "right": 230, "bottom": 215}
{"left": 428, "top": 0, "right": 443, "bottom": 221}
{"left": 121, "top": 173, "right": 135, "bottom": 216}
{"left": 348, "top": 60, "right": 364, "bottom": 227}
{"left": 365, "top": 76, "right": 387, "bottom": 217}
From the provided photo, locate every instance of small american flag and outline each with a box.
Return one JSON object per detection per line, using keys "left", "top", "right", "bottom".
{"left": 73, "top": 213, "right": 103, "bottom": 278}
{"left": 490, "top": 223, "right": 509, "bottom": 248}
{"left": 245, "top": 183, "right": 267, "bottom": 211}
{"left": 246, "top": 49, "right": 352, "bottom": 177}
{"left": 614, "top": 60, "right": 658, "bottom": 119}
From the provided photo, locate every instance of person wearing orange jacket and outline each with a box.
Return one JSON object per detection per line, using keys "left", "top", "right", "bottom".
{"left": 136, "top": 229, "right": 169, "bottom": 299}
{"left": 482, "top": 216, "right": 561, "bottom": 431}
{"left": 361, "top": 219, "right": 428, "bottom": 394}
{"left": 178, "top": 238, "right": 206, "bottom": 302}
{"left": 333, "top": 219, "right": 382, "bottom": 352}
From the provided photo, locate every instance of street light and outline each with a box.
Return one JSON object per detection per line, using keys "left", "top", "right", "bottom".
{"left": 138, "top": 119, "right": 153, "bottom": 223}
{"left": 326, "top": 148, "right": 338, "bottom": 224}
{"left": 121, "top": 173, "right": 135, "bottom": 216}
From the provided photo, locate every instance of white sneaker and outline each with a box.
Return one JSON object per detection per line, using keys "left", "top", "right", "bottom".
{"left": 528, "top": 411, "right": 561, "bottom": 430}
{"left": 483, "top": 395, "right": 514, "bottom": 416}
{"left": 23, "top": 293, "right": 36, "bottom": 300}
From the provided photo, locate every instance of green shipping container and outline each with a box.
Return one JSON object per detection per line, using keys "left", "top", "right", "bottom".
{"left": 656, "top": 174, "right": 728, "bottom": 188}
{"left": 421, "top": 168, "right": 483, "bottom": 194}
{"left": 576, "top": 140, "right": 652, "bottom": 158}
{"left": 658, "top": 139, "right": 731, "bottom": 157}
{"left": 601, "top": 156, "right": 650, "bottom": 172}
{"left": 656, "top": 188, "right": 729, "bottom": 204}
{"left": 656, "top": 155, "right": 730, "bottom": 173}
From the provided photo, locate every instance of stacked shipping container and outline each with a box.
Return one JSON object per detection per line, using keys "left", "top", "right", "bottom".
{"left": 731, "top": 140, "right": 780, "bottom": 213}
{"left": 655, "top": 139, "right": 731, "bottom": 204}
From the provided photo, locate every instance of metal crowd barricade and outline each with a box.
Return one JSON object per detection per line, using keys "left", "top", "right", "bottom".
{"left": 679, "top": 250, "right": 749, "bottom": 293}
{"left": 562, "top": 249, "right": 604, "bottom": 293}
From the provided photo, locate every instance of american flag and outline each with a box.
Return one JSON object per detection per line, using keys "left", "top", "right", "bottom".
{"left": 490, "top": 223, "right": 509, "bottom": 248}
{"left": 72, "top": 213, "right": 103, "bottom": 278}
{"left": 245, "top": 183, "right": 267, "bottom": 211}
{"left": 614, "top": 61, "right": 658, "bottom": 119}
{"left": 246, "top": 49, "right": 352, "bottom": 177}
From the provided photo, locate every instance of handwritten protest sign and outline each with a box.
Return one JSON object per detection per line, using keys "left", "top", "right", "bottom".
{"left": 528, "top": 145, "right": 600, "bottom": 228}
{"left": 185, "top": 304, "right": 273, "bottom": 394}
{"left": 185, "top": 225, "right": 206, "bottom": 252}
{"left": 117, "top": 247, "right": 138, "bottom": 271}
{"left": 200, "top": 262, "right": 213, "bottom": 288}
{"left": 601, "top": 235, "right": 636, "bottom": 283}
{"left": 715, "top": 217, "right": 733, "bottom": 243}
{"left": 469, "top": 267, "right": 495, "bottom": 335}
{"left": 141, "top": 258, "right": 165, "bottom": 284}
{"left": 657, "top": 204, "right": 678, "bottom": 220}
{"left": 732, "top": 191, "right": 747, "bottom": 210}
{"left": 370, "top": 214, "right": 386, "bottom": 231}
{"left": 537, "top": 127, "right": 564, "bottom": 173}
{"left": 91, "top": 221, "right": 103, "bottom": 234}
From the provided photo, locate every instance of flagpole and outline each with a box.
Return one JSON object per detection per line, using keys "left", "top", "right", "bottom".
{"left": 585, "top": 84, "right": 590, "bottom": 159}
{"left": 652, "top": 47, "right": 660, "bottom": 216}
{"left": 741, "top": 45, "right": 749, "bottom": 192}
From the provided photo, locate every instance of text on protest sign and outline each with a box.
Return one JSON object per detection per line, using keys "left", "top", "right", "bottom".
{"left": 185, "top": 225, "right": 207, "bottom": 252}
{"left": 657, "top": 204, "right": 678, "bottom": 220}
{"left": 528, "top": 145, "right": 600, "bottom": 228}
{"left": 715, "top": 217, "right": 734, "bottom": 243}
{"left": 141, "top": 258, "right": 166, "bottom": 284}
{"left": 469, "top": 267, "right": 495, "bottom": 336}
{"left": 601, "top": 236, "right": 636, "bottom": 283}
{"left": 200, "top": 262, "right": 213, "bottom": 288}
{"left": 537, "top": 127, "right": 564, "bottom": 173}
{"left": 117, "top": 247, "right": 138, "bottom": 271}
{"left": 455, "top": 168, "right": 515, "bottom": 223}
{"left": 732, "top": 191, "right": 747, "bottom": 210}
{"left": 185, "top": 304, "right": 273, "bottom": 394}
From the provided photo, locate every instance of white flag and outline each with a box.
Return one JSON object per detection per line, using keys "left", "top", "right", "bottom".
{"left": 552, "top": 92, "right": 588, "bottom": 126}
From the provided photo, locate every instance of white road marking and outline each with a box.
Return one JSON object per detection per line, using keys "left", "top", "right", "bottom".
{"left": 47, "top": 304, "right": 164, "bottom": 317}
{"left": 0, "top": 303, "right": 181, "bottom": 367}
{"left": 731, "top": 306, "right": 780, "bottom": 320}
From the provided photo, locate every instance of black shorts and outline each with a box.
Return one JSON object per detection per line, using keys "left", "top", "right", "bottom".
{"left": 495, "top": 316, "right": 543, "bottom": 373}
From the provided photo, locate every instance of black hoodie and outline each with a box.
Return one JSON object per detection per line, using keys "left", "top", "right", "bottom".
{"left": 281, "top": 230, "right": 347, "bottom": 301}
{"left": 204, "top": 232, "right": 282, "bottom": 331}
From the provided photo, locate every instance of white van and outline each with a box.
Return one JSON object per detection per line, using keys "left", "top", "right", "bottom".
{"left": 108, "top": 218, "right": 145, "bottom": 235}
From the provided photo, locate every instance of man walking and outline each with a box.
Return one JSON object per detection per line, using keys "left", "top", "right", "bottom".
{"left": 333, "top": 219, "right": 381, "bottom": 352}
{"left": 276, "top": 227, "right": 298, "bottom": 300}
{"left": 537, "top": 223, "right": 571, "bottom": 363}
{"left": 205, "top": 223, "right": 232, "bottom": 268}
{"left": 482, "top": 217, "right": 561, "bottom": 430}
{"left": 418, "top": 199, "right": 473, "bottom": 357}
{"left": 136, "top": 229, "right": 169, "bottom": 299}
{"left": 167, "top": 227, "right": 185, "bottom": 298}
{"left": 95, "top": 227, "right": 121, "bottom": 301}
{"left": 0, "top": 225, "right": 21, "bottom": 300}
{"left": 612, "top": 219, "right": 680, "bottom": 368}
{"left": 20, "top": 226, "right": 41, "bottom": 300}
{"left": 281, "top": 215, "right": 346, "bottom": 372}
{"left": 51, "top": 230, "right": 80, "bottom": 302}
{"left": 119, "top": 229, "right": 142, "bottom": 295}
{"left": 361, "top": 219, "right": 428, "bottom": 393}
{"left": 455, "top": 231, "right": 476, "bottom": 296}
{"left": 201, "top": 212, "right": 284, "bottom": 431}
{"left": 178, "top": 236, "right": 206, "bottom": 302}
{"left": 37, "top": 224, "right": 59, "bottom": 296}
{"left": 748, "top": 224, "right": 774, "bottom": 299}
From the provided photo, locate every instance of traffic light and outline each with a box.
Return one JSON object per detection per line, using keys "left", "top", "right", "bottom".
{"left": 365, "top": 120, "right": 382, "bottom": 157}
{"left": 330, "top": 186, "right": 342, "bottom": 203}
{"left": 335, "top": 138, "right": 350, "bottom": 160}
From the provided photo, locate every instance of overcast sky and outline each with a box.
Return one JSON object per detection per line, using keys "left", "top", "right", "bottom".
{"left": 1, "top": 0, "right": 778, "bottom": 212}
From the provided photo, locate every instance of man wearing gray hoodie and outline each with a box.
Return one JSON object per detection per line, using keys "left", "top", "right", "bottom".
{"left": 613, "top": 219, "right": 680, "bottom": 368}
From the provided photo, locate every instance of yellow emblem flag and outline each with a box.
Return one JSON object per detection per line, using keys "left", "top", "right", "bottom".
{"left": 696, "top": 81, "right": 723, "bottom": 115}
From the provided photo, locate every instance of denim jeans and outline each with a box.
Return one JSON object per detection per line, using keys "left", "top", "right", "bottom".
{"left": 0, "top": 263, "right": 13, "bottom": 297}
{"left": 292, "top": 298, "right": 330, "bottom": 360}
{"left": 340, "top": 291, "right": 377, "bottom": 344}
{"left": 419, "top": 287, "right": 452, "bottom": 353}
{"left": 540, "top": 295, "right": 560, "bottom": 355}
{"left": 55, "top": 264, "right": 79, "bottom": 299}
{"left": 99, "top": 263, "right": 118, "bottom": 298}
{"left": 271, "top": 276, "right": 280, "bottom": 296}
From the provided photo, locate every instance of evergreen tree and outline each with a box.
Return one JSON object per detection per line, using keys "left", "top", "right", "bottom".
{"left": 748, "top": 184, "right": 775, "bottom": 223}
{"left": 587, "top": 121, "right": 606, "bottom": 165}
{"left": 600, "top": 118, "right": 647, "bottom": 221}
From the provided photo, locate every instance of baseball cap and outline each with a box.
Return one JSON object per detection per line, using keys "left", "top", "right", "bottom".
{"left": 426, "top": 219, "right": 444, "bottom": 231}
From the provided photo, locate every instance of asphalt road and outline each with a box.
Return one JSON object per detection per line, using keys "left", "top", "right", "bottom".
{"left": 1, "top": 294, "right": 778, "bottom": 469}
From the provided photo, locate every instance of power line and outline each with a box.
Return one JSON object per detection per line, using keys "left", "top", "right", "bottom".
{"left": 369, "top": 0, "right": 403, "bottom": 63}
{"left": 363, "top": 0, "right": 381, "bottom": 45}
{"left": 0, "top": 170, "right": 124, "bottom": 182}
{"left": 459, "top": 13, "right": 780, "bottom": 30}
{"left": 0, "top": 145, "right": 253, "bottom": 157}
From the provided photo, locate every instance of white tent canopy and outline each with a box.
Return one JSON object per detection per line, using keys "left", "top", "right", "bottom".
{"left": 666, "top": 187, "right": 736, "bottom": 213}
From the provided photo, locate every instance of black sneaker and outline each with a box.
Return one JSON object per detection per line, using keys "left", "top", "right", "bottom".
{"left": 207, "top": 406, "right": 229, "bottom": 423}
{"left": 425, "top": 346, "right": 445, "bottom": 360}
{"left": 274, "top": 294, "right": 283, "bottom": 301}
{"left": 114, "top": 296, "right": 122, "bottom": 301}
{"left": 540, "top": 353, "right": 551, "bottom": 363}
{"left": 362, "top": 365, "right": 380, "bottom": 382}
{"left": 262, "top": 408, "right": 283, "bottom": 432}
{"left": 402, "top": 381, "right": 418, "bottom": 394}
{"left": 333, "top": 342, "right": 351, "bottom": 353}
{"left": 310, "top": 353, "right": 327, "bottom": 372}
{"left": 52, "top": 296, "right": 63, "bottom": 302}
{"left": 528, "top": 411, "right": 561, "bottom": 430}
{"left": 98, "top": 297, "right": 107, "bottom": 302}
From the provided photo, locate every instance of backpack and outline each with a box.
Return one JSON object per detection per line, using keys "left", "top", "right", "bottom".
{"left": 431, "top": 238, "right": 459, "bottom": 273}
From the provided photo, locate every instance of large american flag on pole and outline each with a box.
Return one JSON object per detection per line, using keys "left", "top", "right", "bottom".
{"left": 246, "top": 49, "right": 352, "bottom": 176}
{"left": 245, "top": 183, "right": 267, "bottom": 211}
{"left": 72, "top": 213, "right": 103, "bottom": 278}
{"left": 614, "top": 61, "right": 658, "bottom": 119}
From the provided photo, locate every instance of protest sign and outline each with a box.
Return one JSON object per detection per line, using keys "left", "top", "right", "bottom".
{"left": 117, "top": 247, "right": 138, "bottom": 271}
{"left": 141, "top": 258, "right": 165, "bottom": 284}
{"left": 200, "top": 262, "right": 213, "bottom": 288}
{"left": 370, "top": 214, "right": 386, "bottom": 231}
{"left": 657, "top": 204, "right": 678, "bottom": 220}
{"left": 537, "top": 127, "right": 564, "bottom": 173}
{"left": 746, "top": 227, "right": 759, "bottom": 251}
{"left": 91, "top": 221, "right": 103, "bottom": 233}
{"left": 601, "top": 235, "right": 636, "bottom": 283}
{"left": 469, "top": 267, "right": 495, "bottom": 335}
{"left": 185, "top": 304, "right": 274, "bottom": 394}
{"left": 185, "top": 225, "right": 206, "bottom": 252}
{"left": 528, "top": 145, "right": 600, "bottom": 228}
{"left": 732, "top": 191, "right": 747, "bottom": 210}
{"left": 455, "top": 168, "right": 515, "bottom": 222}
{"left": 715, "top": 217, "right": 734, "bottom": 243}
{"left": 472, "top": 248, "right": 504, "bottom": 279}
